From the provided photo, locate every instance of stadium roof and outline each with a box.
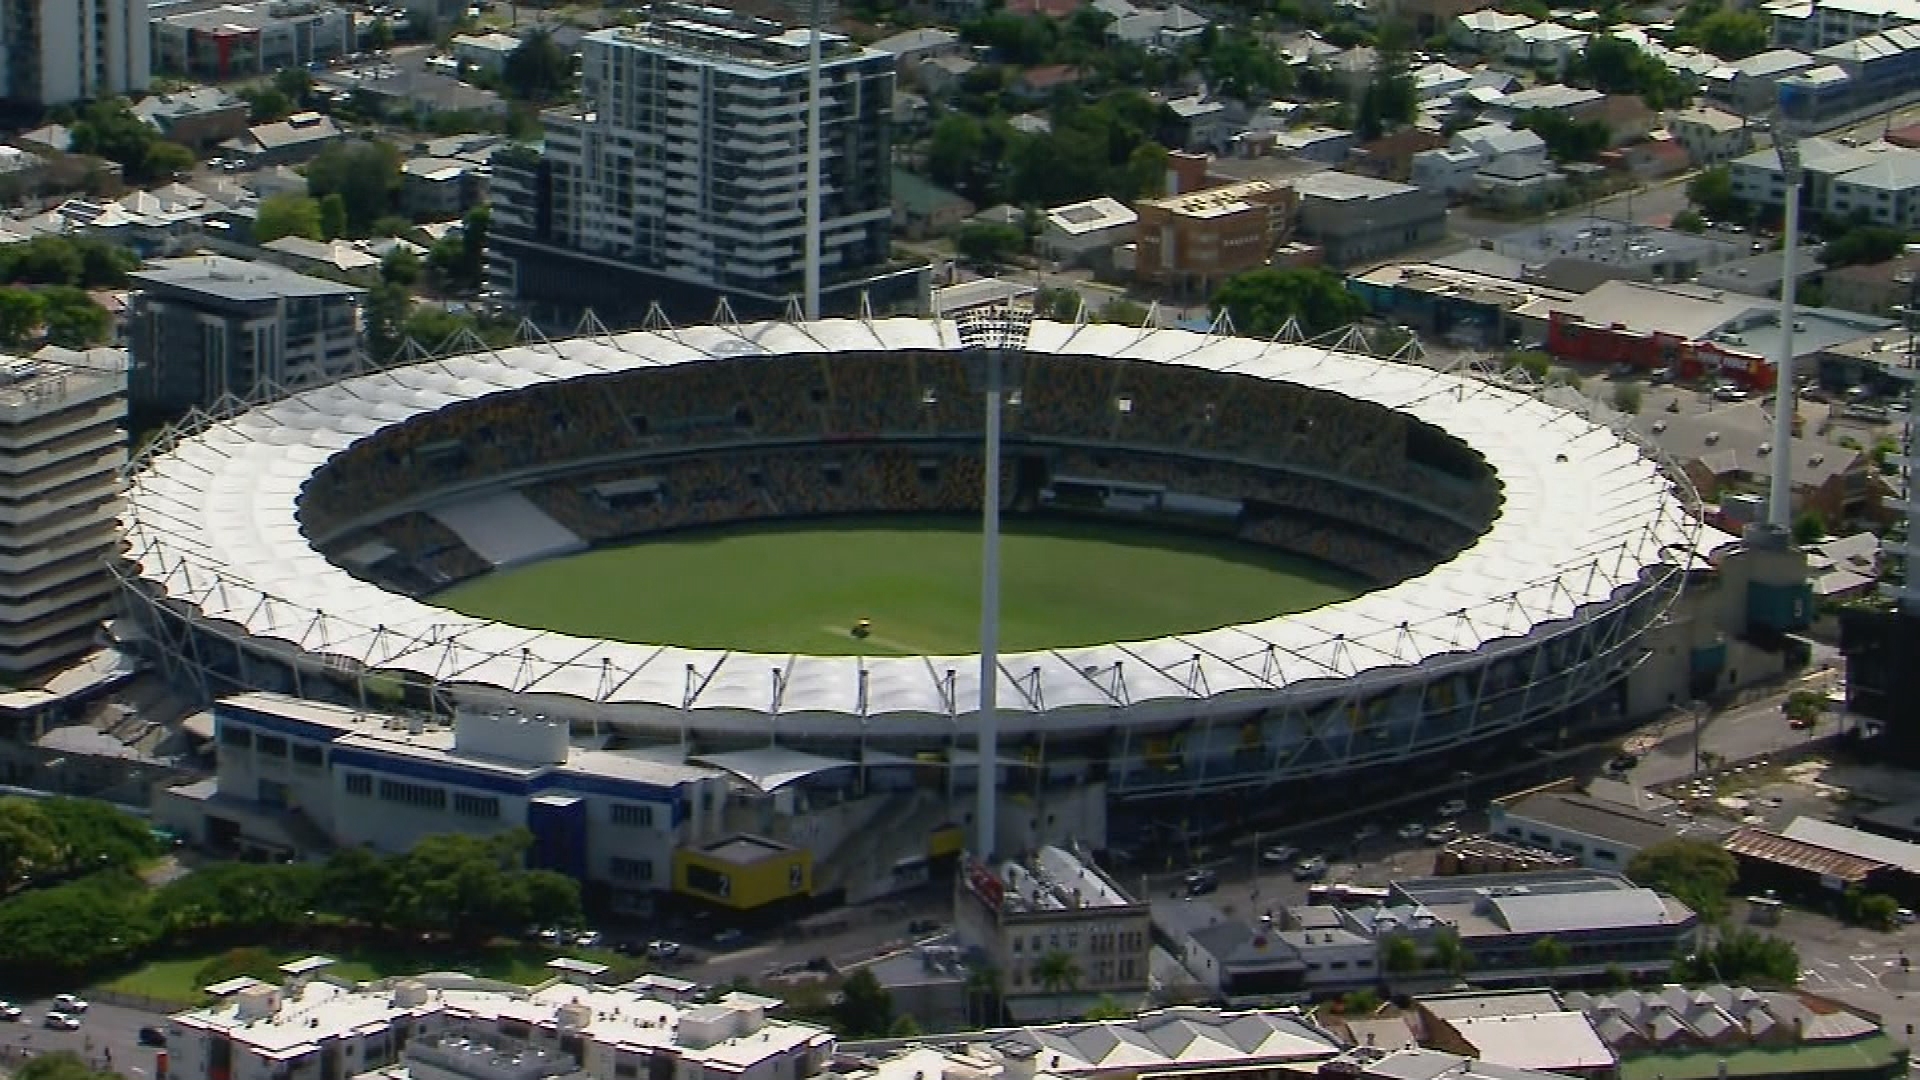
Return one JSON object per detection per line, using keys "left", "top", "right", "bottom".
{"left": 119, "top": 318, "right": 1717, "bottom": 730}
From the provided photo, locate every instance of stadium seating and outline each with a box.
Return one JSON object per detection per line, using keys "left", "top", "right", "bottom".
{"left": 298, "top": 350, "right": 1506, "bottom": 593}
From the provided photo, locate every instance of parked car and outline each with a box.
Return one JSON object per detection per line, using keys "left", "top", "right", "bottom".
{"left": 1397, "top": 822, "right": 1426, "bottom": 841}
{"left": 1607, "top": 753, "right": 1639, "bottom": 773}
{"left": 44, "top": 1012, "right": 79, "bottom": 1031}
{"left": 1436, "top": 799, "right": 1468, "bottom": 818}
{"left": 1184, "top": 868, "right": 1219, "bottom": 895}
{"left": 648, "top": 940, "right": 683, "bottom": 960}
{"left": 1425, "top": 823, "right": 1460, "bottom": 845}
{"left": 570, "top": 929, "right": 603, "bottom": 948}
{"left": 1294, "top": 855, "right": 1329, "bottom": 881}
{"left": 712, "top": 928, "right": 744, "bottom": 947}
{"left": 52, "top": 995, "right": 86, "bottom": 1014}
{"left": 139, "top": 1026, "right": 168, "bottom": 1047}
{"left": 1261, "top": 844, "right": 1300, "bottom": 865}
{"left": 1352, "top": 824, "right": 1381, "bottom": 843}
{"left": 1897, "top": 908, "right": 1918, "bottom": 925}
{"left": 0, "top": 1002, "right": 19, "bottom": 1022}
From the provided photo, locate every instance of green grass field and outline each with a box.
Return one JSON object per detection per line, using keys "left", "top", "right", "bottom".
{"left": 434, "top": 515, "right": 1364, "bottom": 655}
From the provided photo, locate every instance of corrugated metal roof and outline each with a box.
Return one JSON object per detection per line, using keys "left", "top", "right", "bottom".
{"left": 1723, "top": 826, "right": 1889, "bottom": 882}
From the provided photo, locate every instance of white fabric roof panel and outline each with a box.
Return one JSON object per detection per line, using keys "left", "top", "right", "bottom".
{"left": 121, "top": 318, "right": 1709, "bottom": 734}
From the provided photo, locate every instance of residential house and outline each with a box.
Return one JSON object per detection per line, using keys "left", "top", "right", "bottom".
{"left": 1411, "top": 121, "right": 1546, "bottom": 197}
{"left": 220, "top": 112, "right": 345, "bottom": 166}
{"left": 1731, "top": 138, "right": 1920, "bottom": 224}
{"left": 1475, "top": 157, "right": 1566, "bottom": 209}
{"left": 1385, "top": 0, "right": 1495, "bottom": 37}
{"left": 1346, "top": 129, "right": 1449, "bottom": 181}
{"left": 1607, "top": 135, "right": 1692, "bottom": 180}
{"left": 133, "top": 89, "right": 250, "bottom": 150}
{"left": 1273, "top": 126, "right": 1358, "bottom": 163}
{"left": 891, "top": 169, "right": 974, "bottom": 240}
{"left": 1413, "top": 61, "right": 1475, "bottom": 100}
{"left": 1486, "top": 83, "right": 1605, "bottom": 123}
{"left": 916, "top": 55, "right": 978, "bottom": 96}
{"left": 258, "top": 236, "right": 385, "bottom": 285}
{"left": 869, "top": 27, "right": 962, "bottom": 71}
{"left": 1108, "top": 4, "right": 1210, "bottom": 48}
{"left": 1452, "top": 10, "right": 1537, "bottom": 52}
{"left": 1806, "top": 531, "right": 1882, "bottom": 607}
{"left": 317, "top": 67, "right": 507, "bottom": 123}
{"left": 1667, "top": 105, "right": 1752, "bottom": 166}
{"left": 1562, "top": 983, "right": 1907, "bottom": 1080}
{"left": 1328, "top": 46, "right": 1380, "bottom": 97}
{"left": 1163, "top": 96, "right": 1239, "bottom": 152}
{"left": 1505, "top": 22, "right": 1592, "bottom": 73}
{"left": 1004, "top": 0, "right": 1084, "bottom": 16}
{"left": 1012, "top": 64, "right": 1087, "bottom": 102}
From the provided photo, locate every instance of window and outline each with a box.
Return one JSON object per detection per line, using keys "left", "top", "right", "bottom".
{"left": 378, "top": 779, "right": 447, "bottom": 809}
{"left": 256, "top": 735, "right": 288, "bottom": 758}
{"left": 610, "top": 856, "right": 652, "bottom": 882}
{"left": 219, "top": 725, "right": 252, "bottom": 748}
{"left": 345, "top": 773, "right": 373, "bottom": 797}
{"left": 610, "top": 803, "right": 654, "bottom": 827}
{"left": 292, "top": 744, "right": 323, "bottom": 767}
{"left": 453, "top": 793, "right": 500, "bottom": 819}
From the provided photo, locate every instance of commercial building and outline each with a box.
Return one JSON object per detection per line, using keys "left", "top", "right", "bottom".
{"left": 1292, "top": 172, "right": 1446, "bottom": 267}
{"left": 1382, "top": 870, "right": 1699, "bottom": 984}
{"left": 1489, "top": 779, "right": 1726, "bottom": 872}
{"left": 450, "top": 30, "right": 523, "bottom": 76}
{"left": 1132, "top": 180, "right": 1297, "bottom": 293}
{"left": 1771, "top": 0, "right": 1920, "bottom": 53}
{"left": 133, "top": 88, "right": 249, "bottom": 149}
{"left": 1705, "top": 49, "right": 1818, "bottom": 115}
{"left": 0, "top": 348, "right": 127, "bottom": 674}
{"left": 1722, "top": 825, "right": 1901, "bottom": 903}
{"left": 156, "top": 693, "right": 734, "bottom": 905}
{"left": 126, "top": 255, "right": 365, "bottom": 415}
{"left": 1413, "top": 991, "right": 1617, "bottom": 1079}
{"left": 1346, "top": 261, "right": 1577, "bottom": 347}
{"left": 1492, "top": 220, "right": 1746, "bottom": 293}
{"left": 489, "top": 10, "right": 916, "bottom": 321}
{"left": 1560, "top": 984, "right": 1908, "bottom": 1080}
{"left": 219, "top": 111, "right": 346, "bottom": 165}
{"left": 0, "top": 0, "right": 149, "bottom": 107}
{"left": 168, "top": 968, "right": 833, "bottom": 1080}
{"left": 954, "top": 847, "right": 1151, "bottom": 1020}
{"left": 1039, "top": 197, "right": 1137, "bottom": 267}
{"left": 1666, "top": 106, "right": 1752, "bottom": 166}
{"left": 1779, "top": 816, "right": 1920, "bottom": 901}
{"left": 1157, "top": 900, "right": 1378, "bottom": 1001}
{"left": 150, "top": 0, "right": 354, "bottom": 79}
{"left": 402, "top": 156, "right": 488, "bottom": 220}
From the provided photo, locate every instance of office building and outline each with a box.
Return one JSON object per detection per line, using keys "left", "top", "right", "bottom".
{"left": 489, "top": 9, "right": 917, "bottom": 321}
{"left": 150, "top": 0, "right": 353, "bottom": 79}
{"left": 1132, "top": 180, "right": 1297, "bottom": 293}
{"left": 0, "top": 347, "right": 126, "bottom": 673}
{"left": 168, "top": 967, "right": 833, "bottom": 1080}
{"left": 1489, "top": 778, "right": 1728, "bottom": 872}
{"left": 1292, "top": 172, "right": 1447, "bottom": 267}
{"left": 126, "top": 255, "right": 364, "bottom": 415}
{"left": 954, "top": 847, "right": 1151, "bottom": 1020}
{"left": 155, "top": 693, "right": 734, "bottom": 906}
{"left": 0, "top": 0, "right": 150, "bottom": 107}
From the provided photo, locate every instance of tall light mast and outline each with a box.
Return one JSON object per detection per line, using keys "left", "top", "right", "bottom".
{"left": 1769, "top": 116, "right": 1804, "bottom": 533}
{"left": 956, "top": 301, "right": 1033, "bottom": 862}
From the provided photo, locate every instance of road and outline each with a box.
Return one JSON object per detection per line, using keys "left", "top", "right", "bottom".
{"left": 0, "top": 999, "right": 163, "bottom": 1078}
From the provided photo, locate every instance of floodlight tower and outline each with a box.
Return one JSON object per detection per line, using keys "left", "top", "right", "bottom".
{"left": 1769, "top": 117, "right": 1805, "bottom": 532}
{"left": 955, "top": 301, "right": 1033, "bottom": 862}
{"left": 803, "top": 0, "right": 823, "bottom": 320}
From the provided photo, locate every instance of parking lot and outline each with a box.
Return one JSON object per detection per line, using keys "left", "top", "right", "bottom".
{"left": 0, "top": 997, "right": 168, "bottom": 1077}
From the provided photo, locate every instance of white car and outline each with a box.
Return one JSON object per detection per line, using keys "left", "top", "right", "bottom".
{"left": 44, "top": 1012, "right": 79, "bottom": 1031}
{"left": 1260, "top": 844, "right": 1300, "bottom": 865}
{"left": 570, "top": 930, "right": 603, "bottom": 948}
{"left": 1397, "top": 822, "right": 1427, "bottom": 841}
{"left": 0, "top": 1002, "right": 19, "bottom": 1021}
{"left": 51, "top": 995, "right": 86, "bottom": 1014}
{"left": 1436, "top": 799, "right": 1468, "bottom": 818}
{"left": 649, "top": 940, "right": 683, "bottom": 960}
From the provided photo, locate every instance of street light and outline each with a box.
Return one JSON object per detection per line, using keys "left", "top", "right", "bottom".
{"left": 955, "top": 301, "right": 1034, "bottom": 862}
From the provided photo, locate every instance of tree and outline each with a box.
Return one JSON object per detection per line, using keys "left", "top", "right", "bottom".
{"left": 1212, "top": 267, "right": 1365, "bottom": 337}
{"left": 1523, "top": 109, "right": 1611, "bottom": 162}
{"left": 0, "top": 289, "right": 44, "bottom": 346}
{"left": 1084, "top": 994, "right": 1131, "bottom": 1020}
{"left": 273, "top": 67, "right": 313, "bottom": 110}
{"left": 0, "top": 871, "right": 156, "bottom": 983}
{"left": 1674, "top": 928, "right": 1799, "bottom": 985}
{"left": 384, "top": 829, "right": 574, "bottom": 942}
{"left": 256, "top": 194, "right": 325, "bottom": 243}
{"left": 832, "top": 967, "right": 896, "bottom": 1036}
{"left": 1685, "top": 11, "right": 1770, "bottom": 60}
{"left": 1530, "top": 935, "right": 1573, "bottom": 978}
{"left": 34, "top": 797, "right": 159, "bottom": 876}
{"left": 68, "top": 98, "right": 181, "bottom": 184}
{"left": 1427, "top": 928, "right": 1470, "bottom": 975}
{"left": 1822, "top": 225, "right": 1910, "bottom": 268}
{"left": 955, "top": 223, "right": 1025, "bottom": 265}
{"left": 143, "top": 140, "right": 197, "bottom": 182}
{"left": 1612, "top": 381, "right": 1643, "bottom": 414}
{"left": 1843, "top": 890, "right": 1900, "bottom": 931}
{"left": 305, "top": 141, "right": 403, "bottom": 236}
{"left": 38, "top": 289, "right": 111, "bottom": 347}
{"left": 247, "top": 87, "right": 293, "bottom": 124}
{"left": 319, "top": 194, "right": 349, "bottom": 241}
{"left": 149, "top": 861, "right": 320, "bottom": 937}
{"left": 0, "top": 797, "right": 58, "bottom": 886}
{"left": 369, "top": 17, "right": 396, "bottom": 51}
{"left": 1568, "top": 36, "right": 1693, "bottom": 108}
{"left": 1673, "top": 209, "right": 1706, "bottom": 233}
{"left": 1383, "top": 934, "right": 1422, "bottom": 975}
{"left": 365, "top": 282, "right": 414, "bottom": 362}
{"left": 383, "top": 247, "right": 423, "bottom": 286}
{"left": 503, "top": 31, "right": 574, "bottom": 102}
{"left": 1688, "top": 166, "right": 1740, "bottom": 221}
{"left": 966, "top": 967, "right": 1003, "bottom": 1027}
{"left": 1035, "top": 948, "right": 1083, "bottom": 1015}
{"left": 929, "top": 114, "right": 986, "bottom": 194}
{"left": 320, "top": 845, "right": 397, "bottom": 928}
{"left": 18, "top": 1053, "right": 121, "bottom": 1080}
{"left": 1628, "top": 838, "right": 1739, "bottom": 921}
{"left": 1794, "top": 510, "right": 1828, "bottom": 545}
{"left": 460, "top": 205, "right": 490, "bottom": 287}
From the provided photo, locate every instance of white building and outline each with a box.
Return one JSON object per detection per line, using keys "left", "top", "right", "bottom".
{"left": 1039, "top": 197, "right": 1137, "bottom": 265}
{"left": 1410, "top": 122, "right": 1545, "bottom": 197}
{"left": 0, "top": 0, "right": 149, "bottom": 105}
{"left": 450, "top": 31, "right": 523, "bottom": 76}
{"left": 954, "top": 847, "right": 1152, "bottom": 1020}
{"left": 150, "top": 0, "right": 354, "bottom": 79}
{"left": 1768, "top": 0, "right": 1920, "bottom": 51}
{"left": 1503, "top": 23, "right": 1591, "bottom": 72}
{"left": 1667, "top": 105, "right": 1752, "bottom": 166}
{"left": 1730, "top": 138, "right": 1920, "bottom": 223}
{"left": 0, "top": 348, "right": 127, "bottom": 674}
{"left": 157, "top": 694, "right": 733, "bottom": 905}
{"left": 168, "top": 968, "right": 832, "bottom": 1080}
{"left": 489, "top": 13, "right": 902, "bottom": 317}
{"left": 1451, "top": 10, "right": 1536, "bottom": 52}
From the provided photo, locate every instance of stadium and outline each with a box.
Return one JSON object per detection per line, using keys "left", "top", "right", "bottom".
{"left": 117, "top": 315, "right": 1720, "bottom": 829}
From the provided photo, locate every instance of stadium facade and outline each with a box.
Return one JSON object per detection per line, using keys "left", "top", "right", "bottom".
{"left": 120, "top": 318, "right": 1791, "bottom": 891}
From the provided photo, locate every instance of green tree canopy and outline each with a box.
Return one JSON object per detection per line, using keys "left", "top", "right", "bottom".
{"left": 305, "top": 140, "right": 403, "bottom": 236}
{"left": 18, "top": 1051, "right": 122, "bottom": 1080}
{"left": 503, "top": 31, "right": 575, "bottom": 102}
{"left": 1674, "top": 928, "right": 1799, "bottom": 985}
{"left": 1627, "top": 837, "right": 1739, "bottom": 920}
{"left": 832, "top": 967, "right": 897, "bottom": 1036}
{"left": 1688, "top": 166, "right": 1740, "bottom": 220}
{"left": 0, "top": 289, "right": 43, "bottom": 346}
{"left": 1568, "top": 36, "right": 1694, "bottom": 108}
{"left": 1212, "top": 267, "right": 1365, "bottom": 336}
{"left": 1522, "top": 109, "right": 1611, "bottom": 162}
{"left": 1822, "top": 225, "right": 1910, "bottom": 268}
{"left": 256, "top": 193, "right": 325, "bottom": 243}
{"left": 0, "top": 871, "right": 156, "bottom": 983}
{"left": 955, "top": 222, "right": 1026, "bottom": 265}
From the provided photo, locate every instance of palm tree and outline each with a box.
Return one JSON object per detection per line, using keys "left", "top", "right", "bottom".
{"left": 966, "top": 966, "right": 1003, "bottom": 1027}
{"left": 1035, "top": 949, "right": 1084, "bottom": 1019}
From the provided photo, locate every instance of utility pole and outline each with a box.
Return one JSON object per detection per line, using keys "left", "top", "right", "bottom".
{"left": 1770, "top": 111, "right": 1804, "bottom": 533}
